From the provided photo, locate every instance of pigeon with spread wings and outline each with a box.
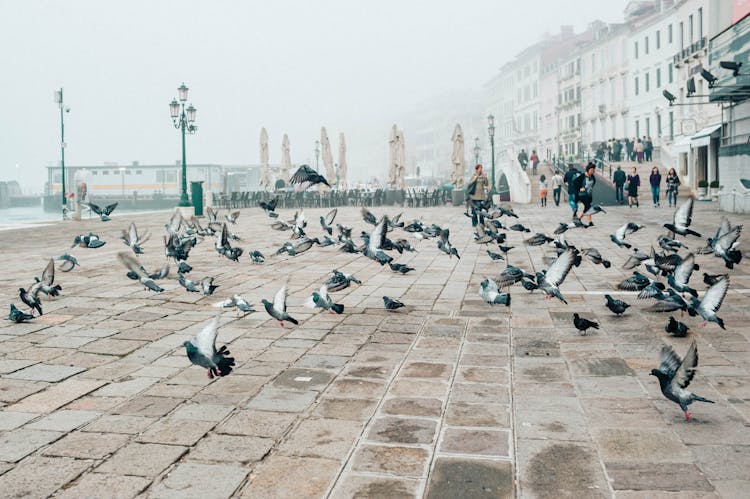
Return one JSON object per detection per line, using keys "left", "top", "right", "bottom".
{"left": 290, "top": 164, "right": 331, "bottom": 190}
{"left": 650, "top": 340, "right": 713, "bottom": 421}
{"left": 183, "top": 316, "right": 235, "bottom": 378}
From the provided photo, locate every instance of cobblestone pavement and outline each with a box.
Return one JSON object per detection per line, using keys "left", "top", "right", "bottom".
{"left": 0, "top": 199, "right": 748, "bottom": 498}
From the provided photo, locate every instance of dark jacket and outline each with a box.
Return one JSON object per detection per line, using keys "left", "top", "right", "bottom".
{"left": 666, "top": 174, "right": 680, "bottom": 189}
{"left": 572, "top": 172, "right": 596, "bottom": 201}
{"left": 563, "top": 169, "right": 580, "bottom": 191}
{"left": 613, "top": 169, "right": 626, "bottom": 186}
{"left": 649, "top": 172, "right": 662, "bottom": 187}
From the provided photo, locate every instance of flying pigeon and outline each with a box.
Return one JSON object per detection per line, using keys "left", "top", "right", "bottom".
{"left": 646, "top": 288, "right": 695, "bottom": 315}
{"left": 618, "top": 271, "right": 662, "bottom": 292}
{"left": 622, "top": 247, "right": 649, "bottom": 270}
{"left": 667, "top": 253, "right": 699, "bottom": 297}
{"left": 610, "top": 222, "right": 642, "bottom": 249}
{"left": 259, "top": 197, "right": 279, "bottom": 218}
{"left": 690, "top": 276, "right": 729, "bottom": 329}
{"left": 665, "top": 316, "right": 689, "bottom": 337}
{"left": 178, "top": 262, "right": 193, "bottom": 274}
{"left": 487, "top": 250, "right": 505, "bottom": 261}
{"left": 509, "top": 223, "right": 531, "bottom": 233}
{"left": 215, "top": 223, "right": 243, "bottom": 261}
{"left": 604, "top": 294, "right": 630, "bottom": 315}
{"left": 325, "top": 270, "right": 362, "bottom": 292}
{"left": 87, "top": 201, "right": 118, "bottom": 221}
{"left": 262, "top": 285, "right": 298, "bottom": 326}
{"left": 583, "top": 204, "right": 607, "bottom": 216}
{"left": 495, "top": 264, "right": 534, "bottom": 288}
{"left": 525, "top": 233, "right": 554, "bottom": 246}
{"left": 320, "top": 208, "right": 338, "bottom": 235}
{"left": 55, "top": 253, "right": 79, "bottom": 272}
{"left": 581, "top": 248, "right": 611, "bottom": 268}
{"left": 703, "top": 221, "right": 742, "bottom": 269}
{"left": 183, "top": 316, "right": 235, "bottom": 378}
{"left": 225, "top": 210, "right": 240, "bottom": 224}
{"left": 703, "top": 272, "right": 728, "bottom": 287}
{"left": 290, "top": 164, "right": 331, "bottom": 189}
{"left": 214, "top": 295, "right": 256, "bottom": 316}
{"left": 650, "top": 340, "right": 714, "bottom": 421}
{"left": 8, "top": 304, "right": 34, "bottom": 323}
{"left": 117, "top": 252, "right": 164, "bottom": 292}
{"left": 306, "top": 285, "right": 344, "bottom": 314}
{"left": 164, "top": 233, "right": 195, "bottom": 261}
{"left": 573, "top": 313, "right": 599, "bottom": 335}
{"left": 536, "top": 249, "right": 575, "bottom": 303}
{"left": 120, "top": 222, "right": 150, "bottom": 254}
{"left": 34, "top": 259, "right": 62, "bottom": 298}
{"left": 437, "top": 228, "right": 460, "bottom": 259}
{"left": 72, "top": 233, "right": 106, "bottom": 249}
{"left": 658, "top": 235, "right": 688, "bottom": 253}
{"left": 361, "top": 207, "right": 378, "bottom": 226}
{"left": 479, "top": 278, "right": 511, "bottom": 306}
{"left": 664, "top": 197, "right": 701, "bottom": 238}
{"left": 364, "top": 217, "right": 394, "bottom": 265}
{"left": 383, "top": 296, "right": 405, "bottom": 311}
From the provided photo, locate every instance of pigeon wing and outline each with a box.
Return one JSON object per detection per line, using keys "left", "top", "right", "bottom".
{"left": 673, "top": 253, "right": 695, "bottom": 286}
{"left": 369, "top": 217, "right": 387, "bottom": 253}
{"left": 293, "top": 238, "right": 314, "bottom": 254}
{"left": 168, "top": 209, "right": 183, "bottom": 233}
{"left": 545, "top": 249, "right": 575, "bottom": 287}
{"left": 715, "top": 226, "right": 741, "bottom": 252}
{"left": 273, "top": 285, "right": 288, "bottom": 315}
{"left": 41, "top": 258, "right": 55, "bottom": 286}
{"left": 193, "top": 316, "right": 219, "bottom": 358}
{"left": 658, "top": 343, "right": 683, "bottom": 381}
{"left": 104, "top": 202, "right": 118, "bottom": 216}
{"left": 671, "top": 340, "right": 699, "bottom": 390}
{"left": 699, "top": 276, "right": 729, "bottom": 315}
{"left": 117, "top": 252, "right": 148, "bottom": 279}
{"left": 324, "top": 208, "right": 337, "bottom": 226}
{"left": 674, "top": 197, "right": 694, "bottom": 229}
{"left": 614, "top": 223, "right": 628, "bottom": 241}
{"left": 88, "top": 202, "right": 103, "bottom": 215}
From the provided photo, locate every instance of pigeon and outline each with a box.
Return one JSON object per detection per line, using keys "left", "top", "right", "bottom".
{"left": 604, "top": 294, "right": 630, "bottom": 315}
{"left": 55, "top": 253, "right": 79, "bottom": 272}
{"left": 618, "top": 271, "right": 662, "bottom": 292}
{"left": 259, "top": 197, "right": 279, "bottom": 217}
{"left": 215, "top": 223, "right": 243, "bottom": 261}
{"left": 704, "top": 223, "right": 742, "bottom": 269}
{"left": 610, "top": 222, "right": 642, "bottom": 249}
{"left": 214, "top": 294, "right": 256, "bottom": 315}
{"left": 320, "top": 208, "right": 337, "bottom": 235}
{"left": 325, "top": 270, "right": 362, "bottom": 292}
{"left": 271, "top": 220, "right": 291, "bottom": 231}
{"left": 262, "top": 285, "right": 298, "bottom": 326}
{"left": 573, "top": 313, "right": 599, "bottom": 335}
{"left": 383, "top": 296, "right": 405, "bottom": 311}
{"left": 120, "top": 222, "right": 150, "bottom": 254}
{"left": 583, "top": 204, "right": 607, "bottom": 216}
{"left": 536, "top": 249, "right": 575, "bottom": 303}
{"left": 690, "top": 276, "right": 729, "bottom": 329}
{"left": 183, "top": 316, "right": 235, "bottom": 378}
{"left": 525, "top": 233, "right": 554, "bottom": 246}
{"left": 389, "top": 262, "right": 415, "bottom": 274}
{"left": 316, "top": 236, "right": 336, "bottom": 247}
{"left": 509, "top": 223, "right": 531, "bottom": 233}
{"left": 117, "top": 252, "right": 164, "bottom": 292}
{"left": 658, "top": 235, "right": 688, "bottom": 253}
{"left": 554, "top": 219, "right": 586, "bottom": 234}
{"left": 249, "top": 250, "right": 265, "bottom": 263}
{"left": 337, "top": 223, "right": 353, "bottom": 239}
{"left": 667, "top": 253, "right": 699, "bottom": 297}
{"left": 306, "top": 285, "right": 344, "bottom": 314}
{"left": 361, "top": 207, "right": 378, "bottom": 225}
{"left": 361, "top": 218, "right": 392, "bottom": 265}
{"left": 289, "top": 210, "right": 308, "bottom": 239}
{"left": 8, "top": 304, "right": 34, "bottom": 323}
{"left": 178, "top": 274, "right": 218, "bottom": 295}
{"left": 646, "top": 288, "right": 695, "bottom": 315}
{"left": 18, "top": 286, "right": 42, "bottom": 316}
{"left": 650, "top": 340, "right": 714, "bottom": 421}
{"left": 703, "top": 273, "right": 728, "bottom": 287}
{"left": 403, "top": 220, "right": 424, "bottom": 233}
{"left": 664, "top": 197, "right": 701, "bottom": 238}
{"left": 474, "top": 224, "right": 494, "bottom": 245}
{"left": 479, "top": 278, "right": 511, "bottom": 306}
{"left": 437, "top": 228, "right": 460, "bottom": 259}
{"left": 72, "top": 233, "right": 106, "bottom": 249}
{"left": 339, "top": 239, "right": 359, "bottom": 254}
{"left": 164, "top": 233, "right": 195, "bottom": 261}
{"left": 178, "top": 262, "right": 193, "bottom": 274}
{"left": 520, "top": 279, "right": 538, "bottom": 292}
{"left": 206, "top": 206, "right": 220, "bottom": 224}
{"left": 497, "top": 244, "right": 514, "bottom": 255}
{"left": 34, "top": 259, "right": 62, "bottom": 298}
{"left": 665, "top": 316, "right": 690, "bottom": 337}
{"left": 581, "top": 248, "right": 611, "bottom": 268}
{"left": 164, "top": 209, "right": 184, "bottom": 237}
{"left": 496, "top": 205, "right": 519, "bottom": 218}
{"left": 487, "top": 250, "right": 505, "bottom": 261}
{"left": 622, "top": 247, "right": 650, "bottom": 270}
{"left": 225, "top": 210, "right": 240, "bottom": 224}
{"left": 87, "top": 201, "right": 118, "bottom": 221}
{"left": 495, "top": 264, "right": 535, "bottom": 288}
{"left": 290, "top": 164, "right": 331, "bottom": 189}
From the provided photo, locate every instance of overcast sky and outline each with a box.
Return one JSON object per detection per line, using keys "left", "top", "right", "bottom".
{"left": 0, "top": 0, "right": 627, "bottom": 192}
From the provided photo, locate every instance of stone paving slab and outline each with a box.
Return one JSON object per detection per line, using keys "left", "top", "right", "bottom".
{"left": 0, "top": 202, "right": 749, "bottom": 497}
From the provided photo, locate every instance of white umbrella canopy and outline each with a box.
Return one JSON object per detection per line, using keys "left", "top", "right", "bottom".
{"left": 321, "top": 126, "right": 334, "bottom": 187}
{"left": 451, "top": 123, "right": 465, "bottom": 187}
{"left": 388, "top": 124, "right": 398, "bottom": 187}
{"left": 281, "top": 133, "right": 292, "bottom": 184}
{"left": 259, "top": 127, "right": 270, "bottom": 190}
{"left": 396, "top": 128, "right": 406, "bottom": 190}
{"left": 338, "top": 132, "right": 347, "bottom": 190}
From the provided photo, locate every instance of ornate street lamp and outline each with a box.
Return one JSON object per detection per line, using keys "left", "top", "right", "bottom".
{"left": 473, "top": 137, "right": 480, "bottom": 166}
{"left": 169, "top": 83, "right": 197, "bottom": 207}
{"left": 314, "top": 140, "right": 320, "bottom": 172}
{"left": 488, "top": 114, "right": 496, "bottom": 195}
{"left": 54, "top": 88, "right": 69, "bottom": 216}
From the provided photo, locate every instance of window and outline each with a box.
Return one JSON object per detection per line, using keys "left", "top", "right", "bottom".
{"left": 135, "top": 169, "right": 142, "bottom": 175}
{"left": 656, "top": 68, "right": 661, "bottom": 88}
{"left": 689, "top": 14, "right": 694, "bottom": 44}
{"left": 698, "top": 8, "right": 703, "bottom": 39}
{"left": 54, "top": 174, "right": 61, "bottom": 183}
{"left": 668, "top": 24, "right": 673, "bottom": 43}
{"left": 646, "top": 117, "right": 651, "bottom": 136}
{"left": 668, "top": 63, "right": 674, "bottom": 83}
{"left": 635, "top": 120, "right": 640, "bottom": 137}
{"left": 657, "top": 113, "right": 662, "bottom": 136}
{"left": 635, "top": 76, "right": 639, "bottom": 96}
{"left": 102, "top": 170, "right": 109, "bottom": 175}
{"left": 125, "top": 169, "right": 132, "bottom": 174}
{"left": 679, "top": 22, "right": 684, "bottom": 49}
{"left": 592, "top": 53, "right": 596, "bottom": 71}
{"left": 524, "top": 85, "right": 530, "bottom": 101}
{"left": 91, "top": 171, "right": 98, "bottom": 175}
{"left": 669, "top": 111, "right": 674, "bottom": 139}
{"left": 577, "top": 113, "right": 581, "bottom": 126}
{"left": 533, "top": 111, "right": 538, "bottom": 130}
{"left": 533, "top": 81, "right": 538, "bottom": 98}
{"left": 656, "top": 30, "right": 661, "bottom": 49}
{"left": 645, "top": 36, "right": 649, "bottom": 55}
{"left": 623, "top": 78, "right": 627, "bottom": 98}
{"left": 634, "top": 41, "right": 639, "bottom": 59}
{"left": 645, "top": 73, "right": 650, "bottom": 92}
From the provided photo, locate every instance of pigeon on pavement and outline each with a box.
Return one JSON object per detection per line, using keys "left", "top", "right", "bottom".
{"left": 383, "top": 296, "right": 405, "bottom": 311}
{"left": 605, "top": 294, "right": 630, "bottom": 315}
{"left": 573, "top": 313, "right": 599, "bottom": 335}
{"left": 479, "top": 278, "right": 511, "bottom": 306}
{"left": 8, "top": 304, "right": 34, "bottom": 323}
{"left": 665, "top": 316, "right": 689, "bottom": 337}
{"left": 183, "top": 316, "right": 235, "bottom": 378}
{"left": 262, "top": 285, "right": 299, "bottom": 326}
{"left": 306, "top": 285, "right": 344, "bottom": 314}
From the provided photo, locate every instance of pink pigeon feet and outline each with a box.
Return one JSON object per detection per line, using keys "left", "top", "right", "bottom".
{"left": 684, "top": 411, "right": 692, "bottom": 422}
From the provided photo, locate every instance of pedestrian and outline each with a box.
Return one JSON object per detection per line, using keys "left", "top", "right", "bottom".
{"left": 530, "top": 149, "right": 540, "bottom": 175}
{"left": 627, "top": 166, "right": 640, "bottom": 207}
{"left": 613, "top": 165, "right": 626, "bottom": 204}
{"left": 666, "top": 167, "right": 680, "bottom": 207}
{"left": 645, "top": 136, "right": 654, "bottom": 162}
{"left": 649, "top": 166, "right": 662, "bottom": 207}
{"left": 550, "top": 170, "right": 563, "bottom": 206}
{"left": 563, "top": 163, "right": 581, "bottom": 218}
{"left": 626, "top": 138, "right": 634, "bottom": 161}
{"left": 613, "top": 139, "right": 622, "bottom": 162}
{"left": 635, "top": 139, "right": 645, "bottom": 163}
{"left": 574, "top": 162, "right": 597, "bottom": 226}
{"left": 467, "top": 164, "right": 488, "bottom": 227}
{"left": 518, "top": 149, "right": 528, "bottom": 171}
{"left": 539, "top": 174, "right": 548, "bottom": 207}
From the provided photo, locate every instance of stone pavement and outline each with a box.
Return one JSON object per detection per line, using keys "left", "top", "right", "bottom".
{"left": 0, "top": 198, "right": 748, "bottom": 498}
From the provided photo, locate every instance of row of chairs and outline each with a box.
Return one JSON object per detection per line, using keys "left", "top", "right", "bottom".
{"left": 211, "top": 189, "right": 447, "bottom": 210}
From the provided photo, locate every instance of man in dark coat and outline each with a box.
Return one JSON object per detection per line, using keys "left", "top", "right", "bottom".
{"left": 613, "top": 165, "right": 626, "bottom": 204}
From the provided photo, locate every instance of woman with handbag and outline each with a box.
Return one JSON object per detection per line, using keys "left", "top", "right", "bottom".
{"left": 665, "top": 168, "right": 680, "bottom": 207}
{"left": 468, "top": 164, "right": 488, "bottom": 227}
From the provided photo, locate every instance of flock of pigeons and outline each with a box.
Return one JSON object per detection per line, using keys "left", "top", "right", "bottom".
{"left": 6, "top": 163, "right": 744, "bottom": 422}
{"left": 469, "top": 195, "right": 741, "bottom": 421}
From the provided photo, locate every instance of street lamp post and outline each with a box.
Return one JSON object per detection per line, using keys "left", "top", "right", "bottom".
{"left": 169, "top": 83, "right": 197, "bottom": 207}
{"left": 119, "top": 167, "right": 126, "bottom": 197}
{"left": 54, "top": 88, "right": 68, "bottom": 214}
{"left": 314, "top": 140, "right": 320, "bottom": 172}
{"left": 488, "top": 115, "right": 496, "bottom": 195}
{"left": 473, "top": 137, "right": 480, "bottom": 167}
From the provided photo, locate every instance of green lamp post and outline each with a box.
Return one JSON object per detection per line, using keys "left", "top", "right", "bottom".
{"left": 170, "top": 83, "right": 197, "bottom": 207}
{"left": 54, "top": 88, "right": 69, "bottom": 216}
{"left": 488, "top": 114, "right": 496, "bottom": 195}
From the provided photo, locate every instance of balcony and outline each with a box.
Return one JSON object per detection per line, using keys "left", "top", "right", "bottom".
{"left": 556, "top": 98, "right": 581, "bottom": 111}
{"left": 673, "top": 37, "right": 707, "bottom": 67}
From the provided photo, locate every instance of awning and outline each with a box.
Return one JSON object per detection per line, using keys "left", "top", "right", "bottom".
{"left": 671, "top": 135, "right": 692, "bottom": 153}
{"left": 690, "top": 123, "right": 722, "bottom": 148}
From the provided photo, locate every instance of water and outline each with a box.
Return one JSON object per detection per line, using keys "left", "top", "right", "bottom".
{"left": 0, "top": 204, "right": 169, "bottom": 229}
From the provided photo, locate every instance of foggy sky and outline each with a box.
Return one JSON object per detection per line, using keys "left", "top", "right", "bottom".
{"left": 0, "top": 0, "right": 626, "bottom": 192}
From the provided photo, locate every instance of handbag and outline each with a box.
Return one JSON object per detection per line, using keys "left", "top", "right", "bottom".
{"left": 466, "top": 179, "right": 477, "bottom": 196}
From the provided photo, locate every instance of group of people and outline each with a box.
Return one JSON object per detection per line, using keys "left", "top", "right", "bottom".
{"left": 594, "top": 137, "right": 655, "bottom": 164}
{"left": 612, "top": 165, "right": 681, "bottom": 208}
{"left": 517, "top": 149, "right": 540, "bottom": 175}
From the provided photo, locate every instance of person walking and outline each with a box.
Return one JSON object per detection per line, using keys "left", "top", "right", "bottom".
{"left": 573, "top": 162, "right": 597, "bottom": 226}
{"left": 635, "top": 139, "right": 645, "bottom": 163}
{"left": 649, "top": 166, "right": 662, "bottom": 207}
{"left": 613, "top": 165, "right": 626, "bottom": 204}
{"left": 665, "top": 167, "right": 680, "bottom": 207}
{"left": 539, "top": 174, "right": 548, "bottom": 207}
{"left": 563, "top": 163, "right": 581, "bottom": 217}
{"left": 627, "top": 166, "right": 640, "bottom": 207}
{"left": 645, "top": 136, "right": 654, "bottom": 162}
{"left": 468, "top": 164, "right": 488, "bottom": 227}
{"left": 626, "top": 138, "right": 634, "bottom": 161}
{"left": 530, "top": 150, "right": 540, "bottom": 175}
{"left": 550, "top": 170, "right": 563, "bottom": 206}
{"left": 517, "top": 149, "right": 529, "bottom": 171}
